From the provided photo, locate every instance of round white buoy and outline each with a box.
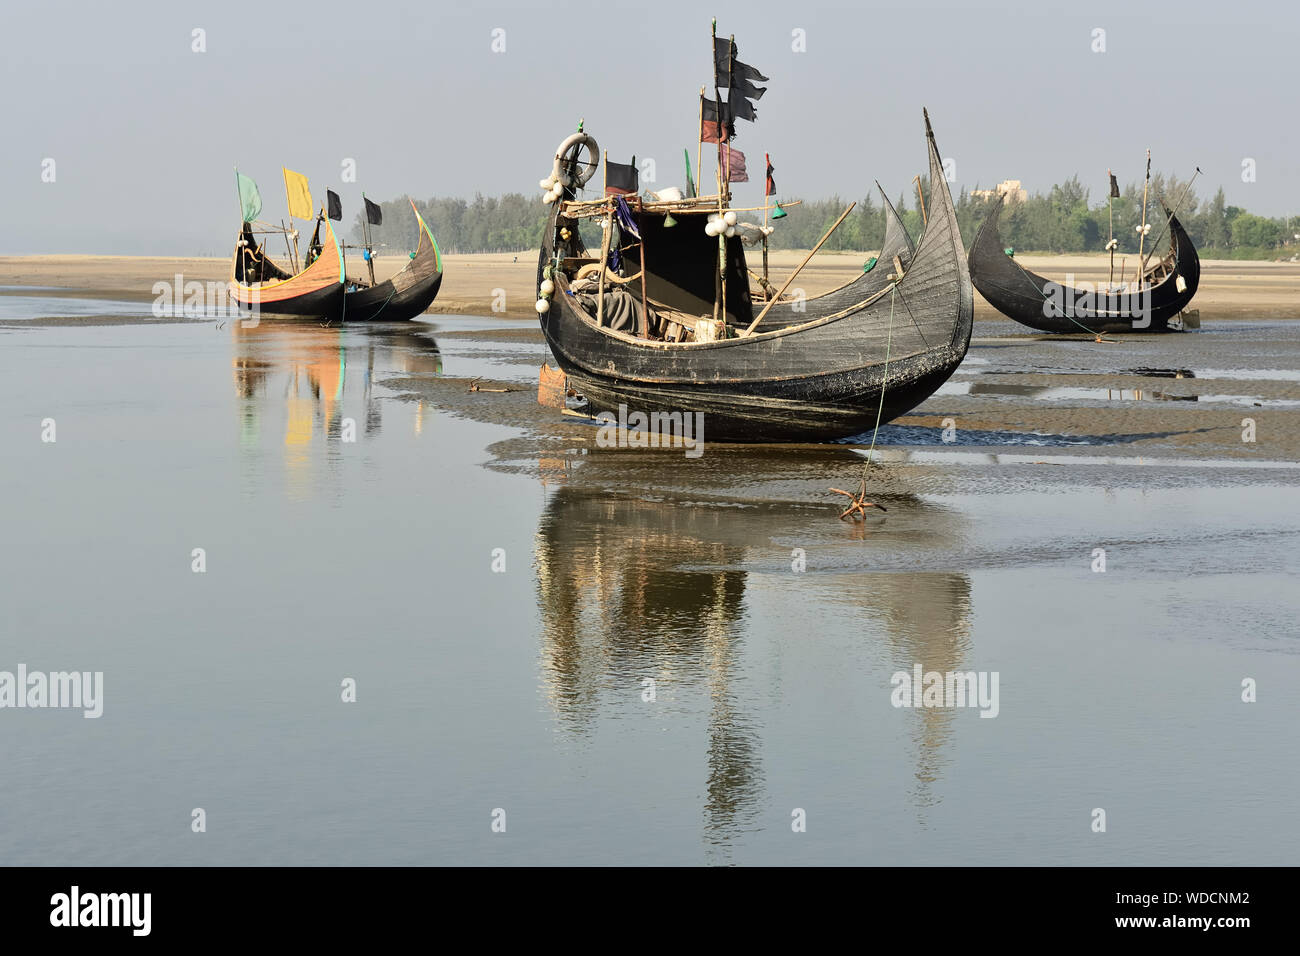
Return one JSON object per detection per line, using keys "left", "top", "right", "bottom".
{"left": 723, "top": 210, "right": 737, "bottom": 226}
{"left": 540, "top": 278, "right": 555, "bottom": 295}
{"left": 536, "top": 298, "right": 551, "bottom": 313}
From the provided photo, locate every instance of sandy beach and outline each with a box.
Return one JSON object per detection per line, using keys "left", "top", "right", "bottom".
{"left": 2, "top": 250, "right": 1298, "bottom": 320}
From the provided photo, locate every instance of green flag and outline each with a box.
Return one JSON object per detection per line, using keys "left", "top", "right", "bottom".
{"left": 236, "top": 169, "right": 262, "bottom": 224}
{"left": 683, "top": 148, "right": 696, "bottom": 199}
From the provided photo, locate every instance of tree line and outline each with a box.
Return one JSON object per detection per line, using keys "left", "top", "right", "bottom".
{"left": 354, "top": 176, "right": 1297, "bottom": 260}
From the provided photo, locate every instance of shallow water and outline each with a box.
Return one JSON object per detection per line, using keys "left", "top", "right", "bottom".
{"left": 1, "top": 313, "right": 1298, "bottom": 865}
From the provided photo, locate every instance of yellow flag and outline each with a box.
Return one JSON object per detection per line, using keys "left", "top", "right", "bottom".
{"left": 283, "top": 167, "right": 313, "bottom": 220}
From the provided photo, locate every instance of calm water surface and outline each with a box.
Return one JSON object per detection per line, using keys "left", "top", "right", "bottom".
{"left": 1, "top": 316, "right": 1298, "bottom": 865}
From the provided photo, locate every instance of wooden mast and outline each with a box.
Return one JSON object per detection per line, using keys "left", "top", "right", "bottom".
{"left": 1107, "top": 168, "right": 1116, "bottom": 288}
{"left": 1136, "top": 149, "right": 1151, "bottom": 285}
{"left": 597, "top": 151, "right": 609, "bottom": 327}
{"left": 696, "top": 86, "right": 705, "bottom": 201}
{"left": 362, "top": 191, "right": 377, "bottom": 287}
{"left": 762, "top": 152, "right": 770, "bottom": 297}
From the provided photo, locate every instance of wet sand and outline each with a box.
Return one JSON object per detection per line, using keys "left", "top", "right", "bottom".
{"left": 394, "top": 316, "right": 1300, "bottom": 465}
{"left": 2, "top": 250, "right": 1298, "bottom": 320}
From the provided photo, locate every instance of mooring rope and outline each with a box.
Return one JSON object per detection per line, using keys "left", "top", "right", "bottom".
{"left": 1005, "top": 253, "right": 1118, "bottom": 337}
{"left": 863, "top": 286, "right": 897, "bottom": 476}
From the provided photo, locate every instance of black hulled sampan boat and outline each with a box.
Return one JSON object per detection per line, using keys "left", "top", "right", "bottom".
{"left": 968, "top": 179, "right": 1200, "bottom": 334}
{"left": 533, "top": 22, "right": 972, "bottom": 444}
{"left": 535, "top": 111, "right": 971, "bottom": 443}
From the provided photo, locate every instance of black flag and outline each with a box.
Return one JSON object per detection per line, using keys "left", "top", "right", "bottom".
{"left": 1108, "top": 171, "right": 1120, "bottom": 199}
{"left": 733, "top": 75, "right": 766, "bottom": 101}
{"left": 714, "top": 37, "right": 768, "bottom": 85}
{"left": 326, "top": 189, "right": 342, "bottom": 221}
{"left": 605, "top": 155, "right": 639, "bottom": 196}
{"left": 364, "top": 197, "right": 383, "bottom": 226}
{"left": 728, "top": 93, "right": 757, "bottom": 123}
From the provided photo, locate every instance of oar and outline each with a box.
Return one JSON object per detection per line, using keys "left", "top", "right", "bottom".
{"left": 741, "top": 202, "right": 856, "bottom": 337}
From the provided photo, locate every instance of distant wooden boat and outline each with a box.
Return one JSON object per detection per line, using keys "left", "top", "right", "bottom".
{"left": 535, "top": 109, "right": 973, "bottom": 443}
{"left": 230, "top": 218, "right": 344, "bottom": 320}
{"left": 330, "top": 200, "right": 443, "bottom": 322}
{"left": 968, "top": 194, "right": 1200, "bottom": 333}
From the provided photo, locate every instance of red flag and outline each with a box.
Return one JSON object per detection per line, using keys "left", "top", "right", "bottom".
{"left": 604, "top": 156, "right": 639, "bottom": 196}
{"left": 765, "top": 154, "right": 775, "bottom": 196}
{"left": 700, "top": 95, "right": 732, "bottom": 144}
{"left": 724, "top": 145, "right": 748, "bottom": 183}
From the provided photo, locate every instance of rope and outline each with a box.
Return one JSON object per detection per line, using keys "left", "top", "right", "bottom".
{"left": 364, "top": 285, "right": 398, "bottom": 320}
{"left": 863, "top": 287, "right": 896, "bottom": 476}
{"left": 1005, "top": 252, "right": 1122, "bottom": 336}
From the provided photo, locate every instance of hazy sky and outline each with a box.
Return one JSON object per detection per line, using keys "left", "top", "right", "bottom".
{"left": 4, "top": 0, "right": 1297, "bottom": 254}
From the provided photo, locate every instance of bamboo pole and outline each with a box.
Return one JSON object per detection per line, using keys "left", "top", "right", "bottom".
{"left": 362, "top": 191, "right": 377, "bottom": 286}
{"left": 913, "top": 175, "right": 927, "bottom": 226}
{"left": 281, "top": 219, "right": 296, "bottom": 273}
{"left": 638, "top": 229, "right": 649, "bottom": 338}
{"left": 742, "top": 202, "right": 856, "bottom": 337}
{"left": 716, "top": 161, "right": 726, "bottom": 324}
{"left": 1107, "top": 168, "right": 1115, "bottom": 288}
{"left": 724, "top": 36, "right": 734, "bottom": 195}
{"left": 696, "top": 86, "right": 705, "bottom": 200}
{"left": 762, "top": 153, "right": 770, "bottom": 294}
{"left": 1136, "top": 149, "right": 1151, "bottom": 279}
{"left": 597, "top": 151, "right": 609, "bottom": 327}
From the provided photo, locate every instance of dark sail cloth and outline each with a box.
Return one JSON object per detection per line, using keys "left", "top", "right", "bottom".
{"left": 574, "top": 286, "right": 658, "bottom": 334}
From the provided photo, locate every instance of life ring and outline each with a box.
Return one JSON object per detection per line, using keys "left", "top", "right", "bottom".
{"left": 551, "top": 132, "right": 599, "bottom": 188}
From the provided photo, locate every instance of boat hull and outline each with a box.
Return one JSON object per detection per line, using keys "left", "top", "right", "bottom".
{"left": 342, "top": 271, "right": 443, "bottom": 322}
{"left": 233, "top": 282, "right": 345, "bottom": 320}
{"left": 968, "top": 195, "right": 1200, "bottom": 333}
{"left": 338, "top": 204, "right": 444, "bottom": 322}
{"left": 230, "top": 219, "right": 345, "bottom": 320}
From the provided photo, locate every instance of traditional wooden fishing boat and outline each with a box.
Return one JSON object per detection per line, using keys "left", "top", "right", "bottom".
{"left": 321, "top": 200, "right": 443, "bottom": 322}
{"left": 535, "top": 110, "right": 972, "bottom": 443}
{"left": 231, "top": 218, "right": 345, "bottom": 320}
{"left": 968, "top": 194, "right": 1201, "bottom": 333}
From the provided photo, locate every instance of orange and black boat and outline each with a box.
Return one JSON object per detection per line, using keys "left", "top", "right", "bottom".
{"left": 230, "top": 218, "right": 345, "bottom": 320}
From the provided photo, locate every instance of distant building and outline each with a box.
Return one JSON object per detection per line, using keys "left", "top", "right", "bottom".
{"left": 971, "top": 180, "right": 1028, "bottom": 204}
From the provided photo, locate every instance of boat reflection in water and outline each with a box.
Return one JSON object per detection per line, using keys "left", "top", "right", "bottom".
{"left": 532, "top": 447, "right": 973, "bottom": 849}
{"left": 231, "top": 323, "right": 442, "bottom": 497}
